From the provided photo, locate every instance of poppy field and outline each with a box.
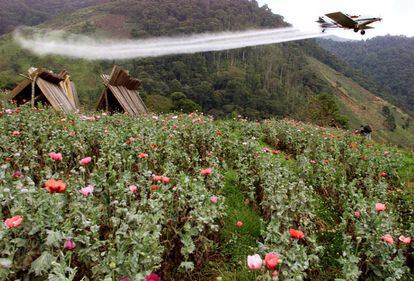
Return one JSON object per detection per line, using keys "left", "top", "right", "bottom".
{"left": 0, "top": 104, "right": 413, "bottom": 280}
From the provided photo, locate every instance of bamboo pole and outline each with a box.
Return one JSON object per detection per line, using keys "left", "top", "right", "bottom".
{"left": 31, "top": 75, "right": 38, "bottom": 107}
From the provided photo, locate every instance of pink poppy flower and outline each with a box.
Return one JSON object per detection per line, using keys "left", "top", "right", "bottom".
{"left": 4, "top": 215, "right": 23, "bottom": 229}
{"left": 375, "top": 203, "right": 386, "bottom": 212}
{"left": 271, "top": 270, "right": 278, "bottom": 278}
{"left": 49, "top": 152, "right": 63, "bottom": 161}
{"left": 12, "top": 170, "right": 22, "bottom": 178}
{"left": 247, "top": 254, "right": 262, "bottom": 270}
{"left": 129, "top": 185, "right": 138, "bottom": 193}
{"left": 79, "top": 157, "right": 92, "bottom": 165}
{"left": 64, "top": 239, "right": 76, "bottom": 251}
{"left": 399, "top": 236, "right": 411, "bottom": 245}
{"left": 381, "top": 234, "right": 394, "bottom": 244}
{"left": 236, "top": 220, "right": 244, "bottom": 228}
{"left": 12, "top": 131, "right": 20, "bottom": 136}
{"left": 210, "top": 196, "right": 218, "bottom": 204}
{"left": 79, "top": 185, "right": 94, "bottom": 197}
{"left": 162, "top": 177, "right": 170, "bottom": 184}
{"left": 354, "top": 211, "right": 361, "bottom": 218}
{"left": 200, "top": 168, "right": 212, "bottom": 176}
{"left": 152, "top": 175, "right": 162, "bottom": 183}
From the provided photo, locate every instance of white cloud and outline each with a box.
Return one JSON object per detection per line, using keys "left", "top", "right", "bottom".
{"left": 258, "top": 0, "right": 413, "bottom": 39}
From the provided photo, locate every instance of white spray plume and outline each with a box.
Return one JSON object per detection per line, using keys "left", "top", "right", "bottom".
{"left": 14, "top": 27, "right": 327, "bottom": 60}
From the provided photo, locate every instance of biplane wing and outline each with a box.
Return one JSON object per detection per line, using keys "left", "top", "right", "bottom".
{"left": 325, "top": 12, "right": 357, "bottom": 28}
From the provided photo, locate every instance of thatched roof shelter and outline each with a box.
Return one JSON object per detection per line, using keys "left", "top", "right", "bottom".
{"left": 10, "top": 67, "right": 80, "bottom": 113}
{"left": 96, "top": 66, "right": 147, "bottom": 115}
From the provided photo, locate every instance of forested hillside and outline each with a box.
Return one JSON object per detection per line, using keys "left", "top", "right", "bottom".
{"left": 319, "top": 36, "right": 414, "bottom": 115}
{"left": 0, "top": 0, "right": 110, "bottom": 35}
{"left": 0, "top": 0, "right": 413, "bottom": 146}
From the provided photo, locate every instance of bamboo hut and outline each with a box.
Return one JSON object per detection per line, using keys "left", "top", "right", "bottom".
{"left": 96, "top": 66, "right": 147, "bottom": 115}
{"left": 9, "top": 67, "right": 80, "bottom": 112}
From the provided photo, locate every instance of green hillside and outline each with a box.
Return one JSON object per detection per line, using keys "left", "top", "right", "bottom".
{"left": 0, "top": 0, "right": 111, "bottom": 35}
{"left": 0, "top": 0, "right": 413, "bottom": 147}
{"left": 308, "top": 57, "right": 414, "bottom": 148}
{"left": 318, "top": 36, "right": 414, "bottom": 116}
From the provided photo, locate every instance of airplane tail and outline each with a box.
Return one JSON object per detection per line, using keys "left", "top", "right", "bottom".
{"left": 316, "top": 17, "right": 326, "bottom": 23}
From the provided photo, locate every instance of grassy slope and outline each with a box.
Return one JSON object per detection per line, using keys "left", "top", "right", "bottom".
{"left": 37, "top": 5, "right": 132, "bottom": 38}
{"left": 308, "top": 56, "right": 414, "bottom": 148}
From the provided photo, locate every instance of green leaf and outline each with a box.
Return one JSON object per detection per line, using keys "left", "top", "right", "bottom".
{"left": 30, "top": 252, "right": 56, "bottom": 276}
{"left": 0, "top": 258, "right": 12, "bottom": 269}
{"left": 45, "top": 230, "right": 63, "bottom": 247}
{"left": 179, "top": 261, "right": 194, "bottom": 271}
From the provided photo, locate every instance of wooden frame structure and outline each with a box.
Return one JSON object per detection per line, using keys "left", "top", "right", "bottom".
{"left": 96, "top": 66, "right": 147, "bottom": 115}
{"left": 9, "top": 67, "right": 80, "bottom": 113}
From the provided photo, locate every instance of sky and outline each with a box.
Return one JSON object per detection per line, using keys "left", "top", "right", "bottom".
{"left": 258, "top": 0, "right": 414, "bottom": 39}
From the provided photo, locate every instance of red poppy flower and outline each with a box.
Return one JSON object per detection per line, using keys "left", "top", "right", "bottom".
{"left": 289, "top": 229, "right": 305, "bottom": 239}
{"left": 272, "top": 150, "right": 279, "bottom": 155}
{"left": 45, "top": 179, "right": 67, "bottom": 193}
{"left": 138, "top": 153, "right": 148, "bottom": 159}
{"left": 4, "top": 215, "right": 23, "bottom": 229}
{"left": 200, "top": 168, "right": 212, "bottom": 176}
{"left": 236, "top": 221, "right": 244, "bottom": 228}
{"left": 144, "top": 273, "right": 160, "bottom": 281}
{"left": 151, "top": 185, "right": 158, "bottom": 191}
{"left": 264, "top": 252, "right": 279, "bottom": 269}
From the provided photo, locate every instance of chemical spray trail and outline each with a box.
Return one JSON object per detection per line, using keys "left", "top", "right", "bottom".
{"left": 14, "top": 27, "right": 327, "bottom": 60}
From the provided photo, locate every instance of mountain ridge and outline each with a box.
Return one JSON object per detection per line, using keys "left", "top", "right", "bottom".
{"left": 1, "top": 0, "right": 413, "bottom": 147}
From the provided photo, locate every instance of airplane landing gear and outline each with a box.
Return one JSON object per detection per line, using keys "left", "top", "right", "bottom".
{"left": 354, "top": 28, "right": 359, "bottom": 32}
{"left": 361, "top": 30, "right": 366, "bottom": 35}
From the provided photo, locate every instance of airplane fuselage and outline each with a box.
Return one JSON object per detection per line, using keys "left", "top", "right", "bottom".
{"left": 318, "top": 13, "right": 382, "bottom": 35}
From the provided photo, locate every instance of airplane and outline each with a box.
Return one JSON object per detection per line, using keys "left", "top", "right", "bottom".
{"left": 317, "top": 12, "right": 382, "bottom": 35}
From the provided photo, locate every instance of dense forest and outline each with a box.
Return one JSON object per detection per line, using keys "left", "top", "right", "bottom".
{"left": 319, "top": 36, "right": 414, "bottom": 115}
{"left": 0, "top": 0, "right": 342, "bottom": 123}
{"left": 0, "top": 0, "right": 110, "bottom": 35}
